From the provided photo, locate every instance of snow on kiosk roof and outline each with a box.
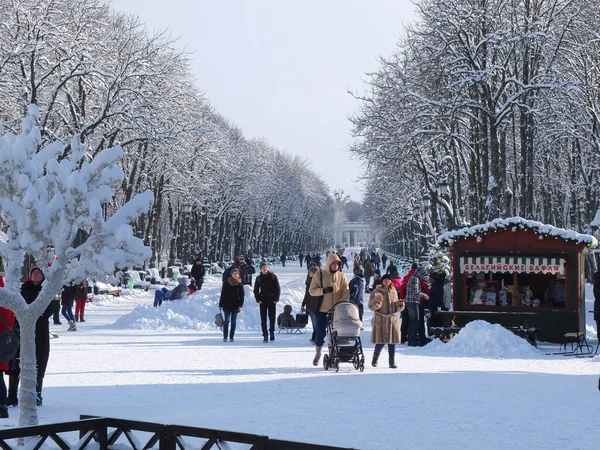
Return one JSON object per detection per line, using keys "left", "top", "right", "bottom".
{"left": 437, "top": 217, "right": 598, "bottom": 249}
{"left": 435, "top": 217, "right": 595, "bottom": 343}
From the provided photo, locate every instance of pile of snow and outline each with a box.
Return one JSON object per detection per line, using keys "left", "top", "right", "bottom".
{"left": 111, "top": 279, "right": 308, "bottom": 331}
{"left": 426, "top": 320, "right": 541, "bottom": 358}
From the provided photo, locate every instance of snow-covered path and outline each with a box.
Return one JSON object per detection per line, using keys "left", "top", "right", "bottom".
{"left": 5, "top": 262, "right": 599, "bottom": 449}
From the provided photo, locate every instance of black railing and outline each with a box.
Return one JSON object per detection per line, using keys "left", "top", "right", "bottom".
{"left": 0, "top": 416, "right": 357, "bottom": 450}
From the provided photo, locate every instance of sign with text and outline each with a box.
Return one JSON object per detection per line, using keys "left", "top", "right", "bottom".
{"left": 460, "top": 256, "right": 564, "bottom": 275}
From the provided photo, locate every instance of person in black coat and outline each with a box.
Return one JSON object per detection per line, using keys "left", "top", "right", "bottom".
{"left": 190, "top": 258, "right": 205, "bottom": 291}
{"left": 426, "top": 272, "right": 448, "bottom": 327}
{"left": 301, "top": 265, "right": 320, "bottom": 344}
{"left": 240, "top": 261, "right": 256, "bottom": 286}
{"left": 593, "top": 271, "right": 600, "bottom": 332}
{"left": 222, "top": 258, "right": 241, "bottom": 283}
{"left": 61, "top": 284, "right": 78, "bottom": 331}
{"left": 219, "top": 267, "right": 244, "bottom": 342}
{"left": 8, "top": 266, "right": 53, "bottom": 407}
{"left": 254, "top": 262, "right": 281, "bottom": 342}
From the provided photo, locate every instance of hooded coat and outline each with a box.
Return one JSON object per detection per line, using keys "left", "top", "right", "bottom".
{"left": 309, "top": 253, "right": 349, "bottom": 313}
{"left": 368, "top": 284, "right": 404, "bottom": 344}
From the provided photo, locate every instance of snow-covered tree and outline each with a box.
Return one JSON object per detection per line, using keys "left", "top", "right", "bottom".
{"left": 0, "top": 106, "right": 153, "bottom": 426}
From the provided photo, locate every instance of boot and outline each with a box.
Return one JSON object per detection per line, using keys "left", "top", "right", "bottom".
{"left": 312, "top": 346, "right": 322, "bottom": 366}
{"left": 79, "top": 314, "right": 85, "bottom": 323}
{"left": 68, "top": 320, "right": 77, "bottom": 331}
{"left": 75, "top": 315, "right": 79, "bottom": 322}
{"left": 0, "top": 407, "right": 8, "bottom": 419}
{"left": 389, "top": 345, "right": 397, "bottom": 369}
{"left": 371, "top": 353, "right": 379, "bottom": 367}
{"left": 6, "top": 395, "right": 17, "bottom": 407}
{"left": 263, "top": 335, "right": 268, "bottom": 343}
{"left": 270, "top": 331, "right": 275, "bottom": 341}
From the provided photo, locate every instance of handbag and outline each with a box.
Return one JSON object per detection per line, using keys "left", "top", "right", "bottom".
{"left": 295, "top": 312, "right": 309, "bottom": 326}
{"left": 307, "top": 271, "right": 324, "bottom": 314}
{"left": 214, "top": 312, "right": 224, "bottom": 328}
{"left": 0, "top": 314, "right": 19, "bottom": 364}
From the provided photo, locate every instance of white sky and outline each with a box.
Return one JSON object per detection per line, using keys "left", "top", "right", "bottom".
{"left": 111, "top": 0, "right": 416, "bottom": 201}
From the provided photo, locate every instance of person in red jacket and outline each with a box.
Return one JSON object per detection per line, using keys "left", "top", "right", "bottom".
{"left": 399, "top": 263, "right": 430, "bottom": 344}
{"left": 0, "top": 304, "right": 14, "bottom": 418}
{"left": 75, "top": 281, "right": 88, "bottom": 322}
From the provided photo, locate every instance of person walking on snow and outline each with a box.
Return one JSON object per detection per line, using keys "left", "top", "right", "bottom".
{"left": 301, "top": 264, "right": 321, "bottom": 344}
{"left": 308, "top": 253, "right": 349, "bottom": 366}
{"left": 399, "top": 263, "right": 430, "bottom": 344}
{"left": 280, "top": 252, "right": 287, "bottom": 267}
{"left": 349, "top": 269, "right": 365, "bottom": 322}
{"left": 61, "top": 284, "right": 78, "bottom": 331}
{"left": 74, "top": 280, "right": 88, "bottom": 322}
{"left": 219, "top": 268, "right": 244, "bottom": 342}
{"left": 299, "top": 253, "right": 304, "bottom": 268}
{"left": 363, "top": 259, "right": 374, "bottom": 292}
{"left": 190, "top": 257, "right": 205, "bottom": 291}
{"left": 381, "top": 253, "right": 388, "bottom": 270}
{"left": 10, "top": 266, "right": 53, "bottom": 406}
{"left": 405, "top": 267, "right": 429, "bottom": 346}
{"left": 254, "top": 262, "right": 281, "bottom": 342}
{"left": 0, "top": 305, "right": 15, "bottom": 418}
{"left": 368, "top": 274, "right": 404, "bottom": 368}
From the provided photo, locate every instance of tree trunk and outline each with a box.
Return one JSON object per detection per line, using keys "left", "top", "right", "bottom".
{"left": 17, "top": 316, "right": 38, "bottom": 426}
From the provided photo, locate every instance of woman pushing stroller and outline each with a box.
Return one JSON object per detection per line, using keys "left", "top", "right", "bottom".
{"left": 308, "top": 253, "right": 349, "bottom": 366}
{"left": 368, "top": 274, "right": 404, "bottom": 369}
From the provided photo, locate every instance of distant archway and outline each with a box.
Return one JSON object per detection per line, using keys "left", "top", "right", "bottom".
{"left": 333, "top": 222, "right": 378, "bottom": 248}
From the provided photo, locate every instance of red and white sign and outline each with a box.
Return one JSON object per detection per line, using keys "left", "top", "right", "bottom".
{"left": 460, "top": 257, "right": 564, "bottom": 275}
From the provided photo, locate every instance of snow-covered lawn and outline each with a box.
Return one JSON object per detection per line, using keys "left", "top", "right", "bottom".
{"left": 5, "top": 263, "right": 599, "bottom": 449}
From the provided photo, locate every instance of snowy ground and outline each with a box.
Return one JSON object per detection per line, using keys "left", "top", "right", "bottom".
{"left": 4, "top": 256, "right": 600, "bottom": 449}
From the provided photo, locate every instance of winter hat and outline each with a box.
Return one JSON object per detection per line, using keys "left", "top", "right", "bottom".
{"left": 381, "top": 274, "right": 391, "bottom": 282}
{"left": 355, "top": 269, "right": 364, "bottom": 278}
{"left": 411, "top": 262, "right": 419, "bottom": 270}
{"left": 374, "top": 269, "right": 381, "bottom": 276}
{"left": 309, "top": 266, "right": 318, "bottom": 274}
{"left": 230, "top": 267, "right": 241, "bottom": 276}
{"left": 30, "top": 266, "right": 45, "bottom": 280}
{"left": 260, "top": 260, "right": 268, "bottom": 268}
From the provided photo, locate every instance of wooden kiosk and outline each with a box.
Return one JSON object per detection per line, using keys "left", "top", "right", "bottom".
{"left": 437, "top": 217, "right": 597, "bottom": 343}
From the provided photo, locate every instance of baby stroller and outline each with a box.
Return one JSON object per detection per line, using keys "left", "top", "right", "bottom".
{"left": 323, "top": 301, "right": 365, "bottom": 372}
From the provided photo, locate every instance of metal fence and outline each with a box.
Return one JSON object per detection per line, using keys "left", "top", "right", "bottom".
{"left": 0, "top": 416, "right": 358, "bottom": 450}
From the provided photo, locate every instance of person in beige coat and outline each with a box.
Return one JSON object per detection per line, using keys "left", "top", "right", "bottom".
{"left": 308, "top": 252, "right": 349, "bottom": 366}
{"left": 368, "top": 274, "right": 404, "bottom": 369}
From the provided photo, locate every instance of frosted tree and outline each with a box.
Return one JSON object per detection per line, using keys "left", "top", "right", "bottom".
{"left": 0, "top": 106, "right": 153, "bottom": 426}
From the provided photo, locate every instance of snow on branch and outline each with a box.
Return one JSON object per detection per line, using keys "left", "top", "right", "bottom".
{"left": 0, "top": 106, "right": 154, "bottom": 286}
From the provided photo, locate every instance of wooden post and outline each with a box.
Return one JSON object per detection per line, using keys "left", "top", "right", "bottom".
{"left": 513, "top": 272, "right": 519, "bottom": 306}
